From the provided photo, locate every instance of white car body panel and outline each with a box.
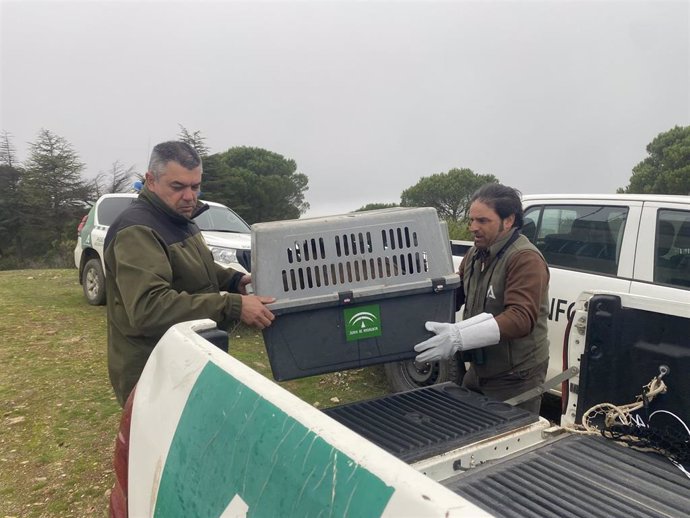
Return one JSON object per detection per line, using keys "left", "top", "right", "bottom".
{"left": 128, "top": 319, "right": 492, "bottom": 518}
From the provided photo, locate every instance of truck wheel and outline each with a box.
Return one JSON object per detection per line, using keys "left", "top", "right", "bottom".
{"left": 384, "top": 358, "right": 465, "bottom": 392}
{"left": 82, "top": 258, "right": 106, "bottom": 306}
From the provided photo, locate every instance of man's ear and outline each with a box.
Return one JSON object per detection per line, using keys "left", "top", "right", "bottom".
{"left": 504, "top": 214, "right": 516, "bottom": 230}
{"left": 144, "top": 171, "right": 154, "bottom": 187}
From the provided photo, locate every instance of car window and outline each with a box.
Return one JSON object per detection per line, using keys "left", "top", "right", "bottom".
{"left": 97, "top": 197, "right": 136, "bottom": 226}
{"left": 195, "top": 205, "right": 250, "bottom": 233}
{"left": 523, "top": 204, "right": 628, "bottom": 275}
{"left": 655, "top": 209, "right": 690, "bottom": 289}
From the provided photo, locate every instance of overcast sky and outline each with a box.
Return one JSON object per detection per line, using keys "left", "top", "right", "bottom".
{"left": 1, "top": 0, "right": 688, "bottom": 216}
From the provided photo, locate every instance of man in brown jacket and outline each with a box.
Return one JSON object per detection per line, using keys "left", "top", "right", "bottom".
{"left": 414, "top": 183, "right": 549, "bottom": 413}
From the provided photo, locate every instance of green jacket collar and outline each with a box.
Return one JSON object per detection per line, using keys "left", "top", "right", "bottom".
{"left": 139, "top": 186, "right": 208, "bottom": 224}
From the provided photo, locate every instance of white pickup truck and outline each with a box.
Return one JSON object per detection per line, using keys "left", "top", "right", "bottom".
{"left": 74, "top": 193, "right": 252, "bottom": 305}
{"left": 109, "top": 289, "right": 690, "bottom": 517}
{"left": 384, "top": 194, "right": 690, "bottom": 394}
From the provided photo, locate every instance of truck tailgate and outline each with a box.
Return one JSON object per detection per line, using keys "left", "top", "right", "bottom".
{"left": 445, "top": 434, "right": 690, "bottom": 518}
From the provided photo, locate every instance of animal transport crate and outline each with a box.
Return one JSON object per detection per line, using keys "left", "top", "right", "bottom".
{"left": 251, "top": 207, "right": 461, "bottom": 381}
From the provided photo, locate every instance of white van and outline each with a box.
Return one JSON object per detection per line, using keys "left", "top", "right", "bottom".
{"left": 74, "top": 193, "right": 251, "bottom": 305}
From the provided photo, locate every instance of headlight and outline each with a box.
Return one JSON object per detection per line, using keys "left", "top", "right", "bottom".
{"left": 209, "top": 246, "right": 238, "bottom": 266}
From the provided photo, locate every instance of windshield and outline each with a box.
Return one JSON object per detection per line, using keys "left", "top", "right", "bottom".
{"left": 97, "top": 197, "right": 136, "bottom": 226}
{"left": 195, "top": 205, "right": 250, "bottom": 233}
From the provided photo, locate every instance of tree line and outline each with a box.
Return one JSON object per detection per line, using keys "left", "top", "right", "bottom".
{"left": 0, "top": 126, "right": 312, "bottom": 270}
{"left": 357, "top": 125, "right": 690, "bottom": 240}
{"left": 0, "top": 125, "right": 687, "bottom": 270}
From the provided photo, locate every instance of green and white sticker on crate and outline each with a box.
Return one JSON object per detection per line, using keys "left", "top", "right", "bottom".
{"left": 344, "top": 304, "right": 382, "bottom": 341}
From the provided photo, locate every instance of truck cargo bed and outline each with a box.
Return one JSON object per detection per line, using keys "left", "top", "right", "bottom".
{"left": 445, "top": 433, "right": 690, "bottom": 518}
{"left": 324, "top": 382, "right": 539, "bottom": 463}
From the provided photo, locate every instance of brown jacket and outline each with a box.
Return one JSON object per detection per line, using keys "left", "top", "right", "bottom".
{"left": 459, "top": 230, "right": 550, "bottom": 378}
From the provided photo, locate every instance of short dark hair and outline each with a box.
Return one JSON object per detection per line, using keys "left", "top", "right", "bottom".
{"left": 148, "top": 141, "right": 202, "bottom": 179}
{"left": 470, "top": 183, "right": 524, "bottom": 229}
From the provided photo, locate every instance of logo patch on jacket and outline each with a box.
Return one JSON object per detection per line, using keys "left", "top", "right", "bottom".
{"left": 487, "top": 285, "right": 496, "bottom": 300}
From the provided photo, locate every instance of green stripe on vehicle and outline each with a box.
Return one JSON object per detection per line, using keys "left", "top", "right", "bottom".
{"left": 154, "top": 362, "right": 394, "bottom": 518}
{"left": 81, "top": 209, "right": 95, "bottom": 248}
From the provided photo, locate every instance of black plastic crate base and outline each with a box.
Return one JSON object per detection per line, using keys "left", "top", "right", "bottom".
{"left": 324, "top": 382, "right": 538, "bottom": 463}
{"left": 262, "top": 287, "right": 456, "bottom": 381}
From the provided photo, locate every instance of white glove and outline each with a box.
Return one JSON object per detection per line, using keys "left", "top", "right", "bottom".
{"left": 413, "top": 313, "right": 500, "bottom": 363}
{"left": 413, "top": 322, "right": 461, "bottom": 363}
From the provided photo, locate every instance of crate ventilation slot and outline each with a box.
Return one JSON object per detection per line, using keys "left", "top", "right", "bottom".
{"left": 281, "top": 226, "right": 428, "bottom": 293}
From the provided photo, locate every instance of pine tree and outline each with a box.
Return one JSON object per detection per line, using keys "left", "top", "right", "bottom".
{"left": 177, "top": 124, "right": 210, "bottom": 158}
{"left": 0, "top": 131, "right": 26, "bottom": 262}
{"left": 21, "top": 129, "right": 94, "bottom": 256}
{"left": 618, "top": 126, "right": 690, "bottom": 195}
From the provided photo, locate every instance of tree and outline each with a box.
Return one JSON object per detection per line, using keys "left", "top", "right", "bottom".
{"left": 618, "top": 126, "right": 690, "bottom": 195}
{"left": 355, "top": 202, "right": 399, "bottom": 211}
{"left": 21, "top": 129, "right": 94, "bottom": 257}
{"left": 95, "top": 160, "right": 137, "bottom": 195}
{"left": 178, "top": 124, "right": 210, "bottom": 158}
{"left": 0, "top": 130, "right": 19, "bottom": 168}
{"left": 401, "top": 168, "right": 498, "bottom": 221}
{"left": 202, "top": 146, "right": 309, "bottom": 223}
{"left": 0, "top": 131, "right": 26, "bottom": 262}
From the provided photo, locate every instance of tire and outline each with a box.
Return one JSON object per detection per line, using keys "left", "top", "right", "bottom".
{"left": 82, "top": 258, "right": 106, "bottom": 306}
{"left": 384, "top": 357, "right": 465, "bottom": 393}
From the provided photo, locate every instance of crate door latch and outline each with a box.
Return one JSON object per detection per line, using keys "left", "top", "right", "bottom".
{"left": 431, "top": 278, "right": 447, "bottom": 293}
{"left": 339, "top": 290, "right": 354, "bottom": 304}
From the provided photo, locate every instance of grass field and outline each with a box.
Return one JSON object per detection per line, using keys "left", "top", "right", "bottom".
{"left": 0, "top": 269, "right": 391, "bottom": 518}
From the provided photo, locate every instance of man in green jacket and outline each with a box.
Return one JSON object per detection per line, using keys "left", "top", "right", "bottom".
{"left": 105, "top": 141, "right": 275, "bottom": 406}
{"left": 414, "top": 183, "right": 549, "bottom": 413}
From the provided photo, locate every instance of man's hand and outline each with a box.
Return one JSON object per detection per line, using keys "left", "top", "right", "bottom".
{"left": 240, "top": 294, "right": 275, "bottom": 329}
{"left": 413, "top": 322, "right": 462, "bottom": 363}
{"left": 237, "top": 274, "right": 252, "bottom": 295}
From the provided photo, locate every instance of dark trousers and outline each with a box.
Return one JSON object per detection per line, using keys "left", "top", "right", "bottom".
{"left": 462, "top": 358, "right": 549, "bottom": 414}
